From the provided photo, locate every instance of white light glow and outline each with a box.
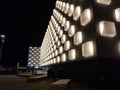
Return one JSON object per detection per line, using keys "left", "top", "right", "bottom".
{"left": 55, "top": 50, "right": 58, "bottom": 56}
{"left": 59, "top": 30, "right": 63, "bottom": 38}
{"left": 114, "top": 8, "right": 120, "bottom": 22}
{"left": 64, "top": 3, "right": 69, "bottom": 14}
{"left": 59, "top": 46, "right": 63, "bottom": 54}
{"left": 57, "top": 56, "right": 60, "bottom": 63}
{"left": 96, "top": 0, "right": 111, "bottom": 5}
{"left": 61, "top": 34, "right": 66, "bottom": 43}
{"left": 82, "top": 41, "right": 94, "bottom": 58}
{"left": 68, "top": 25, "right": 75, "bottom": 37}
{"left": 64, "top": 41, "right": 70, "bottom": 51}
{"left": 98, "top": 21, "right": 116, "bottom": 37}
{"left": 61, "top": 17, "right": 66, "bottom": 27}
{"left": 80, "top": 9, "right": 92, "bottom": 26}
{"left": 68, "top": 4, "right": 74, "bottom": 17}
{"left": 64, "top": 21, "right": 70, "bottom": 31}
{"left": 61, "top": 53, "right": 67, "bottom": 62}
{"left": 74, "top": 32, "right": 82, "bottom": 45}
{"left": 62, "top": 2, "right": 65, "bottom": 12}
{"left": 73, "top": 6, "right": 81, "bottom": 20}
{"left": 68, "top": 49, "right": 76, "bottom": 60}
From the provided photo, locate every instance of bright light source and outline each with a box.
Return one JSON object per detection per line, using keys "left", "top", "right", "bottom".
{"left": 61, "top": 17, "right": 66, "bottom": 27}
{"left": 82, "top": 41, "right": 94, "bottom": 58}
{"left": 64, "top": 3, "right": 69, "bottom": 14}
{"left": 114, "top": 8, "right": 120, "bottom": 22}
{"left": 96, "top": 0, "right": 111, "bottom": 5}
{"left": 62, "top": 2, "right": 65, "bottom": 12}
{"left": 98, "top": 21, "right": 116, "bottom": 37}
{"left": 0, "top": 35, "right": 5, "bottom": 38}
{"left": 80, "top": 9, "right": 92, "bottom": 26}
{"left": 68, "top": 49, "right": 76, "bottom": 60}
{"left": 64, "top": 21, "right": 70, "bottom": 31}
{"left": 57, "top": 56, "right": 60, "bottom": 63}
{"left": 59, "top": 46, "right": 63, "bottom": 54}
{"left": 59, "top": 30, "right": 63, "bottom": 38}
{"left": 73, "top": 6, "right": 81, "bottom": 20}
{"left": 61, "top": 34, "right": 66, "bottom": 43}
{"left": 55, "top": 50, "right": 58, "bottom": 56}
{"left": 68, "top": 25, "right": 75, "bottom": 37}
{"left": 74, "top": 32, "right": 82, "bottom": 45}
{"left": 64, "top": 41, "right": 70, "bottom": 51}
{"left": 68, "top": 4, "right": 74, "bottom": 17}
{"left": 61, "top": 53, "right": 67, "bottom": 62}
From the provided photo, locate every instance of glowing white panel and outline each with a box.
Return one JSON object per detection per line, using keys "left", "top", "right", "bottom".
{"left": 61, "top": 34, "right": 66, "bottom": 43}
{"left": 68, "top": 25, "right": 75, "bottom": 37}
{"left": 64, "top": 41, "right": 70, "bottom": 51}
{"left": 61, "top": 17, "right": 66, "bottom": 27}
{"left": 59, "top": 46, "right": 63, "bottom": 54}
{"left": 82, "top": 41, "right": 94, "bottom": 58}
{"left": 54, "top": 58, "right": 56, "bottom": 64}
{"left": 74, "top": 32, "right": 82, "bottom": 45}
{"left": 62, "top": 2, "right": 65, "bottom": 12}
{"left": 59, "top": 30, "right": 63, "bottom": 38}
{"left": 57, "top": 56, "right": 60, "bottom": 63}
{"left": 64, "top": 3, "right": 69, "bottom": 14}
{"left": 68, "top": 4, "right": 74, "bottom": 17}
{"left": 57, "top": 41, "right": 60, "bottom": 47}
{"left": 80, "top": 9, "right": 92, "bottom": 26}
{"left": 59, "top": 15, "right": 63, "bottom": 23}
{"left": 68, "top": 49, "right": 76, "bottom": 60}
{"left": 96, "top": 0, "right": 111, "bottom": 5}
{"left": 114, "top": 8, "right": 120, "bottom": 22}
{"left": 98, "top": 21, "right": 116, "bottom": 37}
{"left": 61, "top": 53, "right": 67, "bottom": 62}
{"left": 64, "top": 21, "right": 70, "bottom": 31}
{"left": 55, "top": 50, "right": 58, "bottom": 56}
{"left": 73, "top": 6, "right": 81, "bottom": 20}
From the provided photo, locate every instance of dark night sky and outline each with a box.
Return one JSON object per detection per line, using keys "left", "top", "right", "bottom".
{"left": 0, "top": 0, "right": 56, "bottom": 67}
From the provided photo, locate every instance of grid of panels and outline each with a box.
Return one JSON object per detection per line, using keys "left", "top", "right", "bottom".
{"left": 40, "top": 0, "right": 120, "bottom": 66}
{"left": 27, "top": 47, "right": 40, "bottom": 67}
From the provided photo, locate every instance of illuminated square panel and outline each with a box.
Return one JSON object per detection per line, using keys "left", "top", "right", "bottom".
{"left": 64, "top": 41, "right": 70, "bottom": 51}
{"left": 96, "top": 0, "right": 111, "bottom": 5}
{"left": 98, "top": 21, "right": 116, "bottom": 37}
{"left": 68, "top": 49, "right": 76, "bottom": 60}
{"left": 82, "top": 41, "right": 94, "bottom": 58}
{"left": 64, "top": 21, "right": 70, "bottom": 31}
{"left": 59, "top": 46, "right": 63, "bottom": 54}
{"left": 80, "top": 9, "right": 92, "bottom": 26}
{"left": 74, "top": 32, "right": 82, "bottom": 45}
{"left": 68, "top": 25, "right": 75, "bottom": 37}
{"left": 61, "top": 34, "right": 67, "bottom": 43}
{"left": 68, "top": 4, "right": 74, "bottom": 17}
{"left": 73, "top": 6, "right": 81, "bottom": 20}
{"left": 61, "top": 53, "right": 67, "bottom": 62}
{"left": 114, "top": 8, "right": 120, "bottom": 22}
{"left": 57, "top": 56, "right": 60, "bottom": 63}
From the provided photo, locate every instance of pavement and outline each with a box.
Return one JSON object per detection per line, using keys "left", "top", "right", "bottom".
{"left": 0, "top": 75, "right": 118, "bottom": 90}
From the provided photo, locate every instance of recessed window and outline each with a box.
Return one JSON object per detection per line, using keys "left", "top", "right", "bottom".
{"left": 61, "top": 17, "right": 66, "bottom": 27}
{"left": 64, "top": 3, "right": 69, "bottom": 14}
{"left": 68, "top": 25, "right": 75, "bottom": 37}
{"left": 55, "top": 50, "right": 58, "bottom": 56}
{"left": 61, "top": 34, "right": 66, "bottom": 43}
{"left": 68, "top": 49, "right": 76, "bottom": 60}
{"left": 68, "top": 4, "right": 74, "bottom": 17}
{"left": 80, "top": 9, "right": 92, "bottom": 26}
{"left": 59, "top": 30, "right": 63, "bottom": 38}
{"left": 59, "top": 15, "right": 63, "bottom": 23}
{"left": 59, "top": 46, "right": 63, "bottom": 54}
{"left": 96, "top": 0, "right": 111, "bottom": 5}
{"left": 98, "top": 21, "right": 116, "bottom": 37}
{"left": 114, "top": 8, "right": 120, "bottom": 22}
{"left": 61, "top": 53, "right": 67, "bottom": 62}
{"left": 73, "top": 6, "right": 81, "bottom": 20}
{"left": 64, "top": 41, "right": 70, "bottom": 51}
{"left": 57, "top": 56, "right": 60, "bottom": 63}
{"left": 64, "top": 21, "right": 70, "bottom": 31}
{"left": 74, "top": 32, "right": 82, "bottom": 45}
{"left": 62, "top": 2, "right": 65, "bottom": 12}
{"left": 82, "top": 41, "right": 94, "bottom": 58}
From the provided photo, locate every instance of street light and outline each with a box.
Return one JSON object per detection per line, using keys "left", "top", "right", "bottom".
{"left": 0, "top": 34, "right": 6, "bottom": 64}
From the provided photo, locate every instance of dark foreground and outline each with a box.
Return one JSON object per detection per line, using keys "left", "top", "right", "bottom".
{"left": 0, "top": 75, "right": 119, "bottom": 90}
